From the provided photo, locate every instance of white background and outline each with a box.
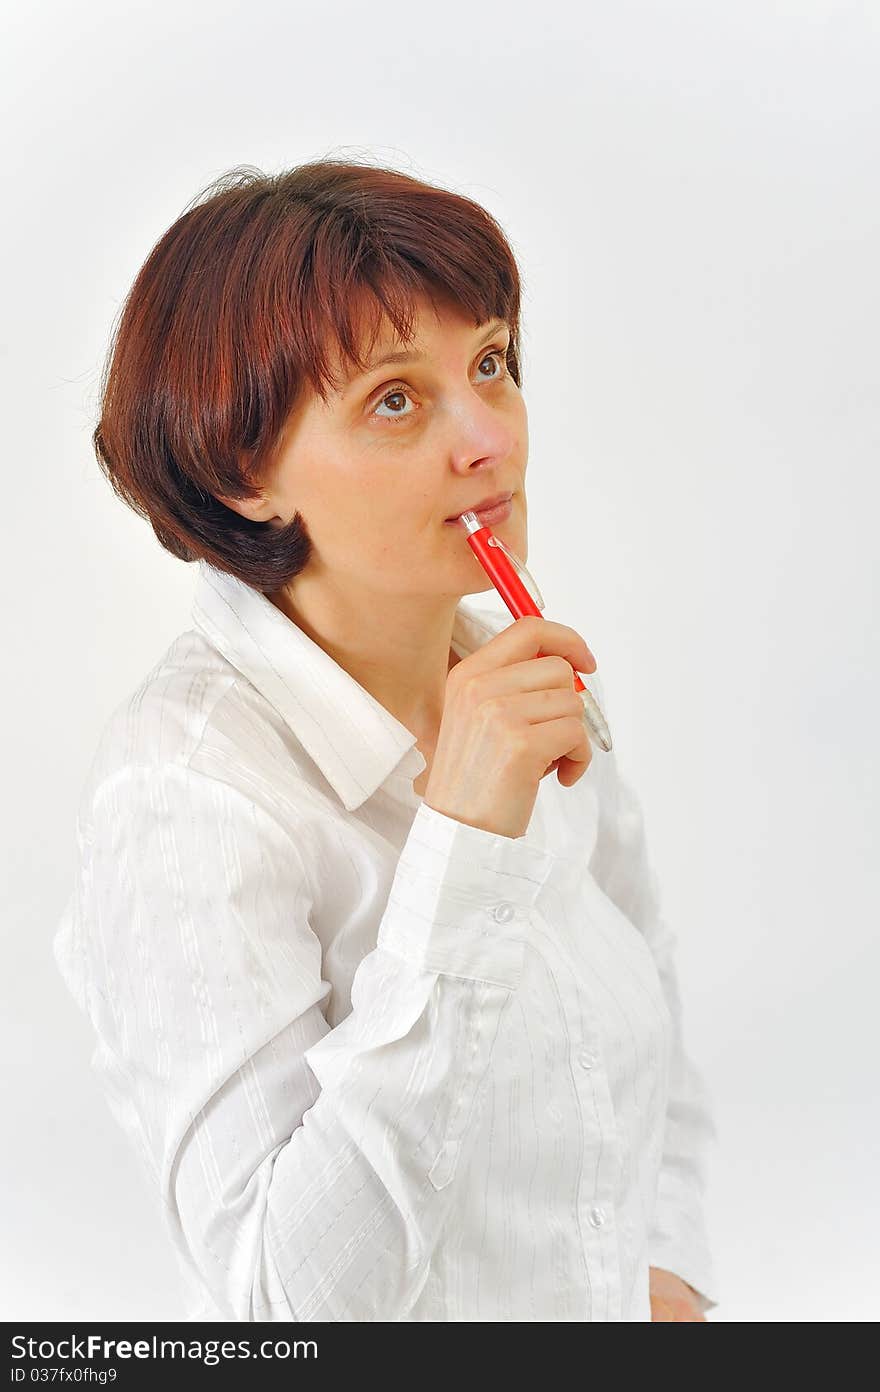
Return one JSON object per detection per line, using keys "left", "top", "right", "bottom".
{"left": 2, "top": 0, "right": 878, "bottom": 1322}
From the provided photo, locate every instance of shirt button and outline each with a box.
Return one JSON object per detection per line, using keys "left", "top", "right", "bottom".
{"left": 589, "top": 1205, "right": 606, "bottom": 1228}
{"left": 578, "top": 1050, "right": 596, "bottom": 1071}
{"left": 493, "top": 902, "right": 515, "bottom": 923}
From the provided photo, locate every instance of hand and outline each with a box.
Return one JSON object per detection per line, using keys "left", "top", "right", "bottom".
{"left": 648, "top": 1266, "right": 708, "bottom": 1321}
{"left": 423, "top": 616, "right": 597, "bottom": 839}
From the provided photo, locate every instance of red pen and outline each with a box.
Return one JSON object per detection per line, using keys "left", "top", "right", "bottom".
{"left": 457, "top": 510, "right": 613, "bottom": 753}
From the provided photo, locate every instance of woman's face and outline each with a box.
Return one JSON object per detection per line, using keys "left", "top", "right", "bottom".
{"left": 261, "top": 289, "right": 530, "bottom": 601}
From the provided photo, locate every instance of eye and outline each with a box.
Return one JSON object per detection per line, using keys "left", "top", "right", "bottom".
{"left": 370, "top": 347, "right": 510, "bottom": 423}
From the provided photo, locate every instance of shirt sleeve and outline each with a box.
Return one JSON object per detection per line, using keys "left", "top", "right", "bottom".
{"left": 52, "top": 760, "right": 557, "bottom": 1322}
{"left": 585, "top": 678, "right": 721, "bottom": 1316}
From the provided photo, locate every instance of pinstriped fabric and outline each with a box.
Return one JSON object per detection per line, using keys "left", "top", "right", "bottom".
{"left": 52, "top": 560, "right": 720, "bottom": 1321}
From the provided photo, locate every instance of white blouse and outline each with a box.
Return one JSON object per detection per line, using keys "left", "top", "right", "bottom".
{"left": 53, "top": 558, "right": 720, "bottom": 1322}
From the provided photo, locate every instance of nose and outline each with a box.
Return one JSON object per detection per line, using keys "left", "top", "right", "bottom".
{"left": 442, "top": 390, "right": 517, "bottom": 471}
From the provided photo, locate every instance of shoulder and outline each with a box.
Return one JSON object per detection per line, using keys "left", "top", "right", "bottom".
{"left": 78, "top": 628, "right": 321, "bottom": 829}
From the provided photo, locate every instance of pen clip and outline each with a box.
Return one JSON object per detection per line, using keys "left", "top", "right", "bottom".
{"left": 487, "top": 535, "right": 545, "bottom": 610}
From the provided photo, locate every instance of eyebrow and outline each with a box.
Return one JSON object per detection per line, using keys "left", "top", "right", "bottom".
{"left": 344, "top": 318, "right": 510, "bottom": 389}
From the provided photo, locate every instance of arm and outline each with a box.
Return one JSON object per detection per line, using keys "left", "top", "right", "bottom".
{"left": 586, "top": 676, "right": 721, "bottom": 1316}
{"left": 54, "top": 761, "right": 556, "bottom": 1321}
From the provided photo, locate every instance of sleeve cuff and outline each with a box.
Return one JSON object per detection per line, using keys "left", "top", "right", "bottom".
{"left": 377, "top": 801, "right": 558, "bottom": 987}
{"left": 647, "top": 1202, "right": 721, "bottom": 1313}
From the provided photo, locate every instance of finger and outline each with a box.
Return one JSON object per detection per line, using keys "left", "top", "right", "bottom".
{"left": 651, "top": 1297, "right": 677, "bottom": 1322}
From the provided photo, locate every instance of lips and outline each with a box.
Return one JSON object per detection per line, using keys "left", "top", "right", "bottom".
{"left": 445, "top": 491, "right": 513, "bottom": 522}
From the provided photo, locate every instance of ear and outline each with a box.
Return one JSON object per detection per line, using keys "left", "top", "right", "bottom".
{"left": 215, "top": 446, "right": 281, "bottom": 524}
{"left": 215, "top": 488, "right": 278, "bottom": 524}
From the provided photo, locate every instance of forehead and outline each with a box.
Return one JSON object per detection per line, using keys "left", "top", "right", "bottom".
{"left": 351, "top": 287, "right": 469, "bottom": 355}
{"left": 330, "top": 289, "right": 500, "bottom": 396}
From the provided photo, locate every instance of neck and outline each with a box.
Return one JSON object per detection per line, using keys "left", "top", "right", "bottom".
{"left": 267, "top": 573, "right": 463, "bottom": 739}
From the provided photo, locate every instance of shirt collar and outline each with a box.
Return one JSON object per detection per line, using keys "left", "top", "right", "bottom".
{"left": 190, "top": 559, "right": 510, "bottom": 813}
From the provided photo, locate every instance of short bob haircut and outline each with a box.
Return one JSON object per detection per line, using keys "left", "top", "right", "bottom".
{"left": 94, "top": 158, "right": 525, "bottom": 593}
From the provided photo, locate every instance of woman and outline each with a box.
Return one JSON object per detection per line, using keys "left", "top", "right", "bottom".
{"left": 53, "top": 159, "right": 720, "bottom": 1322}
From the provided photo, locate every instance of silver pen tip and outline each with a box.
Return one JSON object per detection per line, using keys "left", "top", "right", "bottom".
{"left": 579, "top": 686, "right": 613, "bottom": 753}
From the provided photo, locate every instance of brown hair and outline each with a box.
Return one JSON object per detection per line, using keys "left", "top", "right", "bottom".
{"left": 93, "top": 158, "right": 525, "bottom": 592}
